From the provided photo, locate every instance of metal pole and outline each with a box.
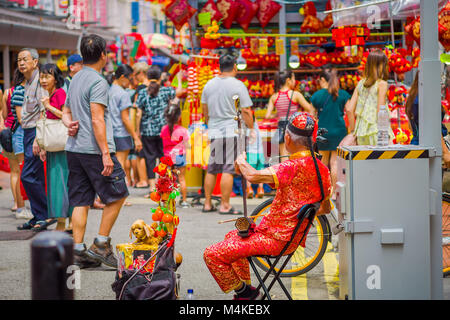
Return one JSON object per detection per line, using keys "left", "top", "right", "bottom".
{"left": 279, "top": 4, "right": 287, "bottom": 70}
{"left": 419, "top": 0, "right": 443, "bottom": 299}
{"left": 3, "top": 45, "right": 10, "bottom": 89}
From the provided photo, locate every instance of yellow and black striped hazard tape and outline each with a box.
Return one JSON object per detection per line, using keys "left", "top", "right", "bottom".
{"left": 337, "top": 148, "right": 430, "bottom": 160}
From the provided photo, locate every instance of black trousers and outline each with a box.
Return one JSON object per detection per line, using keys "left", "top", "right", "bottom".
{"left": 141, "top": 136, "right": 164, "bottom": 179}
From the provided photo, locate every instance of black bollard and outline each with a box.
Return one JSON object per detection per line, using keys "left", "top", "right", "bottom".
{"left": 31, "top": 231, "right": 74, "bottom": 300}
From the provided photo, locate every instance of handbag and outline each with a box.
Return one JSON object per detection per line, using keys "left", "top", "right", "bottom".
{"left": 278, "top": 90, "right": 295, "bottom": 143}
{"left": 112, "top": 241, "right": 178, "bottom": 300}
{"left": 36, "top": 110, "right": 68, "bottom": 152}
{"left": 0, "top": 89, "right": 18, "bottom": 153}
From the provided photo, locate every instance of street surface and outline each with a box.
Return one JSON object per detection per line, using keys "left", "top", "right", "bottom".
{"left": 0, "top": 171, "right": 448, "bottom": 300}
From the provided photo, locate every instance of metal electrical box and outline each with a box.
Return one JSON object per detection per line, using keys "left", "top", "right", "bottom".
{"left": 336, "top": 145, "right": 435, "bottom": 300}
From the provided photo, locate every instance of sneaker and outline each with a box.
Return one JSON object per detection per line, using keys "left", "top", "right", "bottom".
{"left": 180, "top": 201, "right": 190, "bottom": 208}
{"left": 15, "top": 208, "right": 33, "bottom": 220}
{"left": 74, "top": 245, "right": 102, "bottom": 269}
{"left": 86, "top": 237, "right": 118, "bottom": 268}
{"left": 232, "top": 286, "right": 262, "bottom": 300}
{"left": 246, "top": 187, "right": 254, "bottom": 199}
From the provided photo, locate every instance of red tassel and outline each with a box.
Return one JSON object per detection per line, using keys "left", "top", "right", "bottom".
{"left": 167, "top": 227, "right": 178, "bottom": 248}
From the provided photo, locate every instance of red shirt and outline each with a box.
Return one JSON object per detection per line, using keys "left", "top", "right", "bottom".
{"left": 160, "top": 124, "right": 189, "bottom": 160}
{"left": 46, "top": 88, "right": 66, "bottom": 120}
{"left": 256, "top": 151, "right": 331, "bottom": 243}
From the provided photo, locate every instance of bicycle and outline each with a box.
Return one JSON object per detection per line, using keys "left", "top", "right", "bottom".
{"left": 250, "top": 197, "right": 339, "bottom": 277}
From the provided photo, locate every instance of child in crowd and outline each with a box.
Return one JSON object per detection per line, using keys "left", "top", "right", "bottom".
{"left": 160, "top": 102, "right": 190, "bottom": 208}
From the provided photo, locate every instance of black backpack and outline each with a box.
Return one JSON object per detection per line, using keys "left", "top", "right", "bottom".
{"left": 111, "top": 241, "right": 178, "bottom": 300}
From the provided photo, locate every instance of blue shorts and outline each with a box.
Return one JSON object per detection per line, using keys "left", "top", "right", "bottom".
{"left": 175, "top": 154, "right": 186, "bottom": 168}
{"left": 114, "top": 136, "right": 134, "bottom": 152}
{"left": 12, "top": 125, "right": 24, "bottom": 155}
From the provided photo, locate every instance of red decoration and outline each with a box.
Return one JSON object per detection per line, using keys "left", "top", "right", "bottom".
{"left": 160, "top": 156, "right": 174, "bottom": 167}
{"left": 164, "top": 0, "right": 197, "bottom": 31}
{"left": 235, "top": 0, "right": 259, "bottom": 32}
{"left": 300, "top": 1, "right": 322, "bottom": 33}
{"left": 439, "top": 1, "right": 450, "bottom": 51}
{"left": 404, "top": 16, "right": 421, "bottom": 47}
{"left": 200, "top": 0, "right": 223, "bottom": 22}
{"left": 322, "top": 0, "right": 333, "bottom": 29}
{"left": 256, "top": 0, "right": 281, "bottom": 29}
{"left": 216, "top": 0, "right": 239, "bottom": 29}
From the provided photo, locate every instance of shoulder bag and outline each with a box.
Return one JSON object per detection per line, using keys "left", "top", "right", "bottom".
{"left": 36, "top": 109, "right": 68, "bottom": 152}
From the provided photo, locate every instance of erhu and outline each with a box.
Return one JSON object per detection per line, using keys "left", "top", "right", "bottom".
{"left": 233, "top": 95, "right": 256, "bottom": 238}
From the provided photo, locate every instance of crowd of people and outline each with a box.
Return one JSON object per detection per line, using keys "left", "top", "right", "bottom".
{"left": 2, "top": 32, "right": 447, "bottom": 299}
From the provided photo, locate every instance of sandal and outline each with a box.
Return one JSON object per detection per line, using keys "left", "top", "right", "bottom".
{"left": 135, "top": 184, "right": 149, "bottom": 189}
{"left": 17, "top": 221, "right": 35, "bottom": 231}
{"left": 202, "top": 205, "right": 217, "bottom": 213}
{"left": 219, "top": 207, "right": 243, "bottom": 215}
{"left": 32, "top": 221, "right": 48, "bottom": 233}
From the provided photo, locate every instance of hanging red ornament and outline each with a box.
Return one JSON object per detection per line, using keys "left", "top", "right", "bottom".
{"left": 235, "top": 0, "right": 259, "bottom": 32}
{"left": 256, "top": 0, "right": 281, "bottom": 29}
{"left": 216, "top": 0, "right": 240, "bottom": 29}
{"left": 200, "top": 0, "right": 223, "bottom": 22}
{"left": 439, "top": 1, "right": 450, "bottom": 51}
{"left": 164, "top": 0, "right": 197, "bottom": 31}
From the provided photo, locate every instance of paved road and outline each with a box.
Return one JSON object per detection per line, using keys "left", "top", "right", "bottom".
{"left": 0, "top": 171, "right": 448, "bottom": 300}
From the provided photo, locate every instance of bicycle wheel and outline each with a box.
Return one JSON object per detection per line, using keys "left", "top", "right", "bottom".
{"left": 250, "top": 198, "right": 330, "bottom": 278}
{"left": 443, "top": 194, "right": 450, "bottom": 277}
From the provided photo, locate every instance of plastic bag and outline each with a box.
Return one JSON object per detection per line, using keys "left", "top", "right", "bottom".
{"left": 330, "top": 0, "right": 448, "bottom": 28}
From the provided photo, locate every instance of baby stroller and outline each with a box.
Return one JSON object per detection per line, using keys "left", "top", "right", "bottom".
{"left": 111, "top": 237, "right": 180, "bottom": 300}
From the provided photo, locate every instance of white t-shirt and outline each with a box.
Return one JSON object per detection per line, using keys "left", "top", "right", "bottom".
{"left": 201, "top": 76, "right": 253, "bottom": 139}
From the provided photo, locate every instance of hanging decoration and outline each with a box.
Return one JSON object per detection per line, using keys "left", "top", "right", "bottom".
{"left": 322, "top": 0, "right": 334, "bottom": 29}
{"left": 216, "top": 0, "right": 240, "bottom": 29}
{"left": 299, "top": 1, "right": 322, "bottom": 33}
{"left": 275, "top": 38, "right": 284, "bottom": 55}
{"left": 259, "top": 38, "right": 268, "bottom": 55}
{"left": 164, "top": 0, "right": 197, "bottom": 31}
{"left": 256, "top": 0, "right": 282, "bottom": 29}
{"left": 200, "top": 0, "right": 223, "bottom": 22}
{"left": 439, "top": 1, "right": 450, "bottom": 51}
{"left": 235, "top": 0, "right": 259, "bottom": 32}
{"left": 250, "top": 37, "right": 259, "bottom": 55}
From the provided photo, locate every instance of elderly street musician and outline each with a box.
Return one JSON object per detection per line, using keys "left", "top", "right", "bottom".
{"left": 203, "top": 112, "right": 332, "bottom": 300}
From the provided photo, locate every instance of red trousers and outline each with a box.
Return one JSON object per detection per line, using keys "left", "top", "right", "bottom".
{"left": 203, "top": 230, "right": 290, "bottom": 293}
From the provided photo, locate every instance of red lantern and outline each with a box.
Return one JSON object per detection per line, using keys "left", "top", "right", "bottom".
{"left": 256, "top": 0, "right": 281, "bottom": 29}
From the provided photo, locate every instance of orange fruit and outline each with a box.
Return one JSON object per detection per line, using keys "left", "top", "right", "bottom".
{"left": 162, "top": 214, "right": 173, "bottom": 223}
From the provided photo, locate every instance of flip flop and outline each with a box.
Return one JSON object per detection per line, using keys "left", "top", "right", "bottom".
{"left": 202, "top": 205, "right": 217, "bottom": 213}
{"left": 219, "top": 207, "right": 243, "bottom": 215}
{"left": 134, "top": 184, "right": 149, "bottom": 189}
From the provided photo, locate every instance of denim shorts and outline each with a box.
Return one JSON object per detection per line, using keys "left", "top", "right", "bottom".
{"left": 12, "top": 126, "right": 24, "bottom": 155}
{"left": 175, "top": 154, "right": 186, "bottom": 168}
{"left": 114, "top": 136, "right": 134, "bottom": 152}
